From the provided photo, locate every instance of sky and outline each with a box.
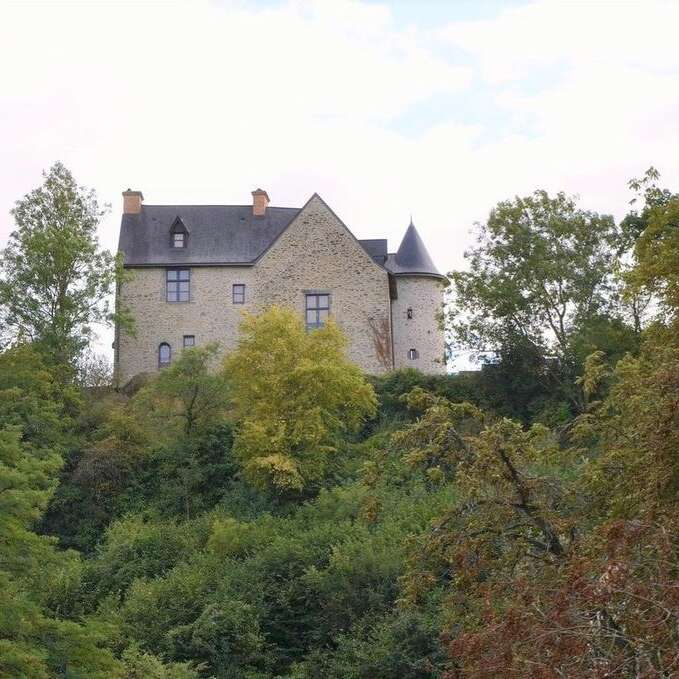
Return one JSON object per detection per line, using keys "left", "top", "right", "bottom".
{"left": 2, "top": 0, "right": 679, "bottom": 357}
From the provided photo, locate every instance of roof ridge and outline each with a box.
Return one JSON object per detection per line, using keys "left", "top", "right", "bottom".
{"left": 142, "top": 204, "right": 300, "bottom": 210}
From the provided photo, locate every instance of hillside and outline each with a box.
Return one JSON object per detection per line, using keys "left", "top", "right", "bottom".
{"left": 1, "top": 166, "right": 679, "bottom": 677}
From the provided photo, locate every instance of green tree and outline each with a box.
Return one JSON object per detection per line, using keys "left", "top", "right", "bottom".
{"left": 126, "top": 345, "right": 234, "bottom": 519}
{"left": 224, "top": 306, "right": 377, "bottom": 496}
{"left": 121, "top": 645, "right": 199, "bottom": 679}
{"left": 449, "top": 190, "right": 625, "bottom": 412}
{"left": 0, "top": 162, "right": 122, "bottom": 366}
{"left": 574, "top": 185, "right": 679, "bottom": 517}
{"left": 394, "top": 389, "right": 571, "bottom": 581}
{"left": 0, "top": 343, "right": 77, "bottom": 447}
{"left": 625, "top": 171, "right": 679, "bottom": 317}
{"left": 136, "top": 344, "right": 230, "bottom": 439}
{"left": 0, "top": 426, "right": 123, "bottom": 677}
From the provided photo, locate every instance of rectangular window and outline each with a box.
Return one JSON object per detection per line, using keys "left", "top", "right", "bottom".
{"left": 305, "top": 293, "right": 330, "bottom": 330}
{"left": 183, "top": 335, "right": 195, "bottom": 348}
{"left": 232, "top": 283, "right": 245, "bottom": 304}
{"left": 166, "top": 268, "right": 190, "bottom": 302}
{"left": 173, "top": 232, "right": 185, "bottom": 248}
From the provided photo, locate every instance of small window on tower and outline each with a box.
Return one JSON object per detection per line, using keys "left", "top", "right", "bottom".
{"left": 408, "top": 348, "right": 419, "bottom": 360}
{"left": 407, "top": 307, "right": 413, "bottom": 319}
{"left": 183, "top": 335, "right": 195, "bottom": 349}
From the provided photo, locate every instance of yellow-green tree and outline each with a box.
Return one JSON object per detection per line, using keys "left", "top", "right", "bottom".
{"left": 224, "top": 306, "right": 377, "bottom": 495}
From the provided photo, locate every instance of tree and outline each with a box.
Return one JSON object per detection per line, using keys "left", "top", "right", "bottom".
{"left": 75, "top": 350, "right": 113, "bottom": 389}
{"left": 136, "top": 344, "right": 230, "bottom": 439}
{"left": 394, "top": 389, "right": 571, "bottom": 577}
{"left": 0, "top": 427, "right": 125, "bottom": 677}
{"left": 0, "top": 162, "right": 121, "bottom": 367}
{"left": 396, "top": 177, "right": 679, "bottom": 677}
{"left": 624, "top": 170, "right": 679, "bottom": 318}
{"left": 474, "top": 332, "right": 560, "bottom": 424}
{"left": 444, "top": 519, "right": 679, "bottom": 678}
{"left": 0, "top": 343, "right": 76, "bottom": 447}
{"left": 127, "top": 345, "right": 234, "bottom": 519}
{"left": 449, "top": 190, "right": 625, "bottom": 412}
{"left": 224, "top": 306, "right": 377, "bottom": 496}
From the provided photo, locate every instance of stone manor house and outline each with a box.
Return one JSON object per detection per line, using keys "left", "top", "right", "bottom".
{"left": 114, "top": 188, "right": 446, "bottom": 385}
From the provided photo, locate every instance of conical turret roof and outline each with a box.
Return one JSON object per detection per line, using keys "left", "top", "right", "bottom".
{"left": 385, "top": 220, "right": 443, "bottom": 278}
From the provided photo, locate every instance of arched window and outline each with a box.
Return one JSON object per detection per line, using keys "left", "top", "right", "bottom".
{"left": 408, "top": 348, "right": 419, "bottom": 360}
{"left": 159, "top": 342, "right": 171, "bottom": 367}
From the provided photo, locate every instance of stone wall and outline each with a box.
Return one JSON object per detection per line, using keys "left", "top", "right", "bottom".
{"left": 116, "top": 266, "right": 256, "bottom": 384}
{"left": 391, "top": 275, "right": 447, "bottom": 374}
{"left": 116, "top": 195, "right": 394, "bottom": 384}
{"left": 254, "top": 195, "right": 393, "bottom": 374}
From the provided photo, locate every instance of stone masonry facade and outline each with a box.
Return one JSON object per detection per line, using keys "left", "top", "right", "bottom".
{"left": 254, "top": 197, "right": 393, "bottom": 373}
{"left": 391, "top": 276, "right": 447, "bottom": 373}
{"left": 115, "top": 192, "right": 446, "bottom": 384}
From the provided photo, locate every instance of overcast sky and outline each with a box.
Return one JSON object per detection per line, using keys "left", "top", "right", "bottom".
{"left": 2, "top": 0, "right": 679, "bottom": 355}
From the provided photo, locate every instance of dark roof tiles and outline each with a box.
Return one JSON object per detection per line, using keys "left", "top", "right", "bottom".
{"left": 118, "top": 203, "right": 441, "bottom": 277}
{"left": 118, "top": 205, "right": 300, "bottom": 266}
{"left": 386, "top": 221, "right": 443, "bottom": 277}
{"left": 358, "top": 238, "right": 388, "bottom": 265}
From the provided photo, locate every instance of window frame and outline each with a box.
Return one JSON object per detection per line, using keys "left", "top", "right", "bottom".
{"left": 232, "top": 283, "right": 246, "bottom": 305}
{"left": 169, "top": 217, "right": 189, "bottom": 248}
{"left": 158, "top": 342, "right": 171, "bottom": 367}
{"left": 166, "top": 268, "right": 190, "bottom": 303}
{"left": 183, "top": 335, "right": 195, "bottom": 349}
{"left": 305, "top": 292, "right": 331, "bottom": 331}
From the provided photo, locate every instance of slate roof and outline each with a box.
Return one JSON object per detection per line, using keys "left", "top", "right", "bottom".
{"left": 385, "top": 221, "right": 444, "bottom": 278}
{"left": 118, "top": 205, "right": 301, "bottom": 266}
{"left": 118, "top": 203, "right": 443, "bottom": 277}
{"left": 357, "top": 238, "right": 388, "bottom": 266}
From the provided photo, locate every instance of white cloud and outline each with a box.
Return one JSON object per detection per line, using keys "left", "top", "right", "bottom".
{"left": 439, "top": 0, "right": 679, "bottom": 82}
{"left": 436, "top": 0, "right": 679, "bottom": 216}
{"left": 1, "top": 0, "right": 678, "bottom": 356}
{"left": 0, "top": 0, "right": 471, "bottom": 248}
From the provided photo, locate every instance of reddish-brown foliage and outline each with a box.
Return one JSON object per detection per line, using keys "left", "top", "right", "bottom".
{"left": 443, "top": 518, "right": 679, "bottom": 678}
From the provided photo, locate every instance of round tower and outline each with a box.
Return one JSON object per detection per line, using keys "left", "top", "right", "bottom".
{"left": 387, "top": 220, "right": 447, "bottom": 374}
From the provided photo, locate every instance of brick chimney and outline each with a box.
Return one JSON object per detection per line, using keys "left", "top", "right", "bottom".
{"left": 251, "top": 188, "right": 269, "bottom": 217}
{"left": 123, "top": 189, "right": 144, "bottom": 214}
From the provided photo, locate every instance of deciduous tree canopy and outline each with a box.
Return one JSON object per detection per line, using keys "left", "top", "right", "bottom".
{"left": 224, "top": 306, "right": 377, "bottom": 495}
{"left": 0, "top": 162, "right": 123, "bottom": 367}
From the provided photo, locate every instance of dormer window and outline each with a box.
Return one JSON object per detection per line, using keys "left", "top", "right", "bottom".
{"left": 170, "top": 217, "right": 188, "bottom": 248}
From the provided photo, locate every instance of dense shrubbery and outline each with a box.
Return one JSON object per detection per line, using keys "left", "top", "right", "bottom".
{"left": 2, "top": 166, "right": 679, "bottom": 676}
